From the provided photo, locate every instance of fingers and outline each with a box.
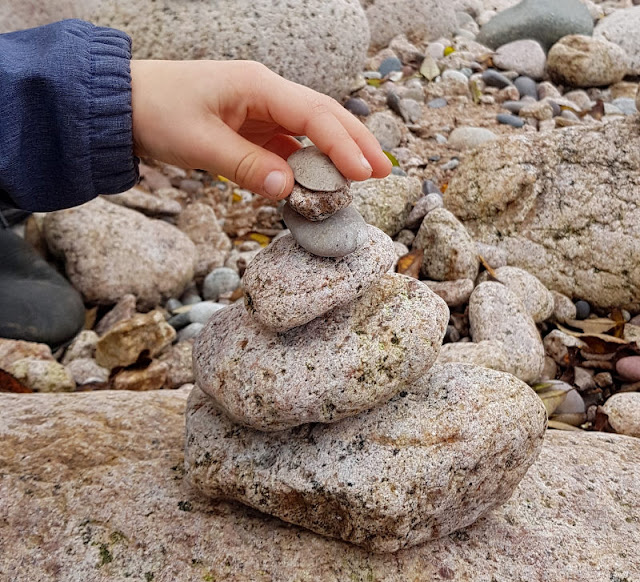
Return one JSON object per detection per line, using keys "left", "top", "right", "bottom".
{"left": 262, "top": 134, "right": 303, "bottom": 160}
{"left": 259, "top": 71, "right": 392, "bottom": 181}
{"left": 188, "top": 117, "right": 295, "bottom": 200}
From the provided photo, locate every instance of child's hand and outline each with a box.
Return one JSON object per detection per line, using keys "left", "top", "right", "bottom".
{"left": 130, "top": 60, "right": 392, "bottom": 200}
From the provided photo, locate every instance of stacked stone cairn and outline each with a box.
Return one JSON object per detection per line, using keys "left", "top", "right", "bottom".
{"left": 185, "top": 147, "right": 547, "bottom": 553}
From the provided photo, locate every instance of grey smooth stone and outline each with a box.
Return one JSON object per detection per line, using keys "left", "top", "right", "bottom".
{"left": 612, "top": 98, "right": 637, "bottom": 115}
{"left": 378, "top": 56, "right": 403, "bottom": 77}
{"left": 422, "top": 179, "right": 441, "bottom": 195}
{"left": 287, "top": 146, "right": 347, "bottom": 192}
{"left": 482, "top": 69, "right": 512, "bottom": 89}
{"left": 514, "top": 76, "right": 538, "bottom": 100}
{"left": 165, "top": 298, "right": 182, "bottom": 312}
{"left": 188, "top": 301, "right": 226, "bottom": 325}
{"left": 202, "top": 267, "right": 241, "bottom": 301}
{"left": 177, "top": 322, "right": 204, "bottom": 341}
{"left": 391, "top": 167, "right": 408, "bottom": 176}
{"left": 282, "top": 203, "right": 368, "bottom": 258}
{"left": 428, "top": 97, "right": 448, "bottom": 108}
{"left": 497, "top": 113, "right": 525, "bottom": 128}
{"left": 476, "top": 0, "right": 593, "bottom": 51}
{"left": 168, "top": 312, "right": 191, "bottom": 331}
{"left": 343, "top": 97, "right": 370, "bottom": 116}
{"left": 502, "top": 100, "right": 526, "bottom": 114}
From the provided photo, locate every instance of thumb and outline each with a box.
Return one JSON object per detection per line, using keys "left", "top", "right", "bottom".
{"left": 194, "top": 120, "right": 295, "bottom": 200}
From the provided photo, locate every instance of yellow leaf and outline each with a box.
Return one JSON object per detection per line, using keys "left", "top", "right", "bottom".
{"left": 232, "top": 191, "right": 243, "bottom": 203}
{"left": 248, "top": 233, "right": 271, "bottom": 247}
{"left": 536, "top": 388, "right": 568, "bottom": 416}
{"left": 366, "top": 78, "right": 383, "bottom": 87}
{"left": 547, "top": 419, "right": 583, "bottom": 432}
{"left": 443, "top": 46, "right": 455, "bottom": 56}
{"left": 217, "top": 175, "right": 230, "bottom": 182}
{"left": 383, "top": 150, "right": 400, "bottom": 167}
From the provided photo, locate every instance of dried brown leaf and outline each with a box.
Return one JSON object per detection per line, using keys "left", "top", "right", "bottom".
{"left": 0, "top": 369, "right": 33, "bottom": 393}
{"left": 396, "top": 249, "right": 423, "bottom": 279}
{"left": 477, "top": 254, "right": 498, "bottom": 280}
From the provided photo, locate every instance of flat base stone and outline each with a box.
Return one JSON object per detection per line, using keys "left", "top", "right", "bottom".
{"left": 1, "top": 389, "right": 638, "bottom": 581}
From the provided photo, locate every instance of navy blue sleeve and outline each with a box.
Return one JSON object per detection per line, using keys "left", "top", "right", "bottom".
{"left": 0, "top": 19, "right": 139, "bottom": 212}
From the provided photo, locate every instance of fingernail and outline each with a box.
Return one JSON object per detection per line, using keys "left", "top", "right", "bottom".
{"left": 360, "top": 154, "right": 372, "bottom": 173}
{"left": 264, "top": 170, "right": 287, "bottom": 199}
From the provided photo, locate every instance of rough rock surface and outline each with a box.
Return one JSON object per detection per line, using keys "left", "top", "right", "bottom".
{"left": 5, "top": 358, "right": 75, "bottom": 392}
{"left": 44, "top": 198, "right": 196, "bottom": 310}
{"left": 478, "top": 266, "right": 554, "bottom": 323}
{"left": 243, "top": 227, "right": 395, "bottom": 331}
{"left": 351, "top": 175, "right": 422, "bottom": 237}
{"left": 594, "top": 5, "right": 640, "bottom": 76}
{"left": 187, "top": 363, "right": 546, "bottom": 552}
{"left": 194, "top": 274, "right": 448, "bottom": 431}
{"left": 0, "top": 1, "right": 81, "bottom": 33}
{"left": 287, "top": 183, "right": 352, "bottom": 221}
{"left": 424, "top": 278, "right": 474, "bottom": 307}
{"left": 546, "top": 35, "right": 629, "bottom": 87}
{"left": 603, "top": 393, "right": 640, "bottom": 437}
{"left": 177, "top": 202, "right": 232, "bottom": 280}
{"left": 470, "top": 282, "right": 545, "bottom": 383}
{"left": 103, "top": 188, "right": 182, "bottom": 216}
{"left": 363, "top": 0, "right": 457, "bottom": 50}
{"left": 0, "top": 339, "right": 52, "bottom": 369}
{"left": 1, "top": 389, "right": 639, "bottom": 581}
{"left": 95, "top": 310, "right": 176, "bottom": 370}
{"left": 437, "top": 339, "right": 512, "bottom": 371}
{"left": 476, "top": 0, "right": 593, "bottom": 51}
{"left": 446, "top": 118, "right": 640, "bottom": 311}
{"left": 493, "top": 39, "right": 546, "bottom": 80}
{"left": 413, "top": 208, "right": 479, "bottom": 282}
{"left": 85, "top": 0, "right": 369, "bottom": 99}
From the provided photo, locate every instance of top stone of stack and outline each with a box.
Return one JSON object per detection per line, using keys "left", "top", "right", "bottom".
{"left": 287, "top": 146, "right": 353, "bottom": 221}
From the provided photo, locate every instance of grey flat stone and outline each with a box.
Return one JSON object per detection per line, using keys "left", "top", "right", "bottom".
{"left": 194, "top": 273, "right": 449, "bottom": 431}
{"left": 282, "top": 203, "right": 368, "bottom": 258}
{"left": 477, "top": 0, "right": 593, "bottom": 51}
{"left": 243, "top": 226, "right": 395, "bottom": 331}
{"left": 186, "top": 363, "right": 546, "bottom": 552}
{"left": 287, "top": 146, "right": 348, "bottom": 192}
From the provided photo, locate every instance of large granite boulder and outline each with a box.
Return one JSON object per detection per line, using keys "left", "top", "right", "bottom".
{"left": 361, "top": 0, "right": 457, "bottom": 50}
{"left": 84, "top": 0, "right": 369, "bottom": 99}
{"left": 1, "top": 389, "right": 638, "bottom": 580}
{"left": 594, "top": 6, "right": 640, "bottom": 76}
{"left": 193, "top": 274, "right": 448, "bottom": 431}
{"left": 43, "top": 198, "right": 196, "bottom": 310}
{"left": 186, "top": 364, "right": 546, "bottom": 553}
{"left": 445, "top": 118, "right": 640, "bottom": 312}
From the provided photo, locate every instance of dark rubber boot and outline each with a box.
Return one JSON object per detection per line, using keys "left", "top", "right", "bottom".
{"left": 0, "top": 228, "right": 85, "bottom": 348}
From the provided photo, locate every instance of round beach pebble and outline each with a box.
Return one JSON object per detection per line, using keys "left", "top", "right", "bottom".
{"left": 602, "top": 393, "right": 640, "bottom": 438}
{"left": 202, "top": 267, "right": 240, "bottom": 301}
{"left": 288, "top": 181, "right": 353, "bottom": 222}
{"left": 194, "top": 273, "right": 449, "bottom": 431}
{"left": 616, "top": 356, "right": 640, "bottom": 382}
{"left": 282, "top": 203, "right": 369, "bottom": 258}
{"left": 287, "top": 145, "right": 347, "bottom": 192}
{"left": 243, "top": 225, "right": 395, "bottom": 331}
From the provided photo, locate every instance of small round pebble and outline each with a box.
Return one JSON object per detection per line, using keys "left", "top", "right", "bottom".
{"left": 165, "top": 298, "right": 182, "bottom": 312}
{"left": 514, "top": 76, "right": 538, "bottom": 100}
{"left": 391, "top": 167, "right": 408, "bottom": 176}
{"left": 442, "top": 70, "right": 469, "bottom": 84}
{"left": 189, "top": 301, "right": 226, "bottom": 325}
{"left": 178, "top": 322, "right": 204, "bottom": 342}
{"left": 615, "top": 356, "right": 640, "bottom": 382}
{"left": 482, "top": 69, "right": 512, "bottom": 89}
{"left": 496, "top": 113, "right": 525, "bottom": 128}
{"left": 611, "top": 98, "right": 637, "bottom": 116}
{"left": 343, "top": 97, "right": 370, "bottom": 117}
{"left": 574, "top": 300, "right": 590, "bottom": 320}
{"left": 422, "top": 180, "right": 441, "bottom": 195}
{"left": 501, "top": 100, "right": 526, "bottom": 114}
{"left": 168, "top": 311, "right": 191, "bottom": 331}
{"left": 181, "top": 293, "right": 202, "bottom": 306}
{"left": 288, "top": 146, "right": 347, "bottom": 192}
{"left": 203, "top": 267, "right": 241, "bottom": 301}
{"left": 427, "top": 98, "right": 448, "bottom": 109}
{"left": 378, "top": 57, "right": 403, "bottom": 77}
